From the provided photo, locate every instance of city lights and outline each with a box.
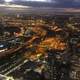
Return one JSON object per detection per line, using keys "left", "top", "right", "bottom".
{"left": 0, "top": 0, "right": 80, "bottom": 80}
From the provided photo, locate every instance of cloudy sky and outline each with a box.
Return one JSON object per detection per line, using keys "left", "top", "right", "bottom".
{"left": 0, "top": 0, "right": 80, "bottom": 8}
{"left": 54, "top": 0, "right": 80, "bottom": 8}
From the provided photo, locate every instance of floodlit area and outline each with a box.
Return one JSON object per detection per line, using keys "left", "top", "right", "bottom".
{"left": 0, "top": 0, "right": 80, "bottom": 80}
{"left": 0, "top": 14, "right": 80, "bottom": 80}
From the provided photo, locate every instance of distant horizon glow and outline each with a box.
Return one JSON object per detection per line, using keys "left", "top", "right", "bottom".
{"left": 4, "top": 0, "right": 55, "bottom": 3}
{"left": 23, "top": 0, "right": 51, "bottom": 2}
{"left": 27, "top": 0, "right": 45, "bottom": 1}
{"left": 5, "top": 0, "right": 13, "bottom": 2}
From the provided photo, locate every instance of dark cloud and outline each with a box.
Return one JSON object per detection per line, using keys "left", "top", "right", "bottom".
{"left": 0, "top": 0, "right": 80, "bottom": 8}
{"left": 13, "top": 0, "right": 80, "bottom": 8}
{"left": 53, "top": 0, "right": 80, "bottom": 8}
{"left": 0, "top": 0, "right": 4, "bottom": 3}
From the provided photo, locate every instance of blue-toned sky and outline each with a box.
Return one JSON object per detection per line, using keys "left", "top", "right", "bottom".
{"left": 1, "top": 0, "right": 80, "bottom": 8}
